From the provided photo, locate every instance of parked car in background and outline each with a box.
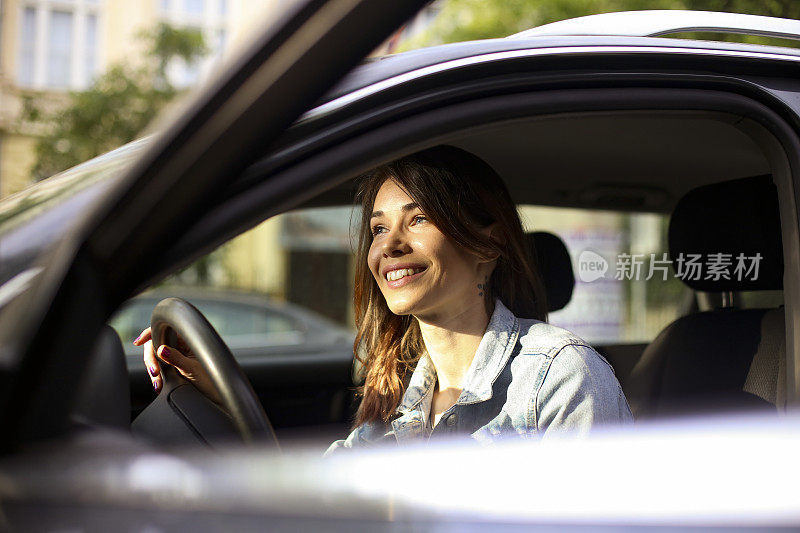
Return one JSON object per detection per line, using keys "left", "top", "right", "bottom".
{"left": 111, "top": 288, "right": 353, "bottom": 357}
{"left": 2, "top": 4, "right": 800, "bottom": 529}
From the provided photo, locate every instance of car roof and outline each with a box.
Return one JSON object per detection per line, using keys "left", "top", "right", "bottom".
{"left": 324, "top": 9, "right": 800, "bottom": 107}
{"left": 318, "top": 34, "right": 800, "bottom": 110}
{"left": 266, "top": 32, "right": 791, "bottom": 214}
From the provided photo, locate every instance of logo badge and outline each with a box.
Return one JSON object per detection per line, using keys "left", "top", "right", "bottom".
{"left": 578, "top": 250, "right": 608, "bottom": 282}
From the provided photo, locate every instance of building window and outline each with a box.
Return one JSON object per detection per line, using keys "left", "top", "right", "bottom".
{"left": 19, "top": 7, "right": 37, "bottom": 86}
{"left": 17, "top": 0, "right": 102, "bottom": 90}
{"left": 84, "top": 13, "right": 97, "bottom": 83}
{"left": 183, "top": 0, "right": 204, "bottom": 16}
{"left": 47, "top": 11, "right": 74, "bottom": 88}
{"left": 158, "top": 0, "right": 230, "bottom": 88}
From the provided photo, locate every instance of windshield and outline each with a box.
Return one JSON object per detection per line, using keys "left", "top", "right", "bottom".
{"left": 0, "top": 138, "right": 149, "bottom": 287}
{"left": 0, "top": 138, "right": 150, "bottom": 236}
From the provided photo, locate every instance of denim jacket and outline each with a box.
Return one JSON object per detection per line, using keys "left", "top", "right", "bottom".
{"left": 325, "top": 300, "right": 632, "bottom": 455}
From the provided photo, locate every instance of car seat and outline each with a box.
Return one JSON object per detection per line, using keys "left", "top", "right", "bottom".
{"left": 627, "top": 175, "right": 786, "bottom": 419}
{"left": 526, "top": 231, "right": 575, "bottom": 313}
{"left": 71, "top": 325, "right": 132, "bottom": 430}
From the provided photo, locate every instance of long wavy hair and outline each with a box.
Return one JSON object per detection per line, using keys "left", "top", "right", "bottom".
{"left": 352, "top": 145, "right": 548, "bottom": 427}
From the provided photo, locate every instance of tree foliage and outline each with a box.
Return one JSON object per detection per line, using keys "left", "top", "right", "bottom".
{"left": 23, "top": 23, "right": 208, "bottom": 180}
{"left": 404, "top": 0, "right": 800, "bottom": 49}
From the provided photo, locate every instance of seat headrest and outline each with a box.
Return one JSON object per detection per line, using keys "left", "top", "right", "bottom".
{"left": 526, "top": 231, "right": 575, "bottom": 312}
{"left": 669, "top": 175, "right": 783, "bottom": 292}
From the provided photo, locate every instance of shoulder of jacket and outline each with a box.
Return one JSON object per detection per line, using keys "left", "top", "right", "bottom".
{"left": 515, "top": 319, "right": 617, "bottom": 378}
{"left": 519, "top": 318, "right": 613, "bottom": 372}
{"left": 515, "top": 318, "right": 593, "bottom": 358}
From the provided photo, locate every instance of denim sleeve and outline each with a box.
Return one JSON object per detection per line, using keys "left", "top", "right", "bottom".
{"left": 533, "top": 344, "right": 633, "bottom": 437}
{"left": 323, "top": 421, "right": 392, "bottom": 456}
{"left": 324, "top": 426, "right": 363, "bottom": 457}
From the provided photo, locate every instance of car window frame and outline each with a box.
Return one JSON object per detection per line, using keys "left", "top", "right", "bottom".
{"left": 0, "top": 0, "right": 430, "bottom": 449}
{"left": 156, "top": 86, "right": 800, "bottom": 406}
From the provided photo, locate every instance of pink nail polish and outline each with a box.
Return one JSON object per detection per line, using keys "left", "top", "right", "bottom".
{"left": 133, "top": 334, "right": 142, "bottom": 344}
{"left": 153, "top": 379, "right": 161, "bottom": 392}
{"left": 148, "top": 366, "right": 157, "bottom": 377}
{"left": 161, "top": 346, "right": 171, "bottom": 357}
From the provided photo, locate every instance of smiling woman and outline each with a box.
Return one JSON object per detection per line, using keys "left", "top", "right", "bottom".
{"left": 131, "top": 145, "right": 633, "bottom": 450}
{"left": 326, "top": 145, "right": 633, "bottom": 452}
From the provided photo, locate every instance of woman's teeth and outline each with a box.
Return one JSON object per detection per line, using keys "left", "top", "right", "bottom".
{"left": 386, "top": 268, "right": 423, "bottom": 281}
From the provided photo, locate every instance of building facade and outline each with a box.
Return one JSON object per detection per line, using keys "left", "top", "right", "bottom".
{"left": 0, "top": 0, "right": 283, "bottom": 197}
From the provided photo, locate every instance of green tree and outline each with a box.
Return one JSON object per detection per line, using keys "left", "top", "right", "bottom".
{"left": 403, "top": 0, "right": 800, "bottom": 49}
{"left": 22, "top": 23, "right": 208, "bottom": 180}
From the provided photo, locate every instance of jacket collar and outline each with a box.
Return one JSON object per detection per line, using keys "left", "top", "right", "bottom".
{"left": 394, "top": 299, "right": 520, "bottom": 416}
{"left": 390, "top": 301, "right": 520, "bottom": 442}
{"left": 458, "top": 299, "right": 520, "bottom": 404}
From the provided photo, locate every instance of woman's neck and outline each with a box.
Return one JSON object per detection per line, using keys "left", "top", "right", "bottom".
{"left": 415, "top": 299, "right": 493, "bottom": 391}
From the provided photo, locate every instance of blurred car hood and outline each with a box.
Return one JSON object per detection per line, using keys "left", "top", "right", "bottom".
{"left": 2, "top": 411, "right": 799, "bottom": 529}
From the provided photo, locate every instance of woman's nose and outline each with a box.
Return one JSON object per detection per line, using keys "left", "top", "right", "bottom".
{"left": 382, "top": 229, "right": 411, "bottom": 257}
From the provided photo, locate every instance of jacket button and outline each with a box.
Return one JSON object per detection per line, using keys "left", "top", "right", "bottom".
{"left": 446, "top": 415, "right": 457, "bottom": 427}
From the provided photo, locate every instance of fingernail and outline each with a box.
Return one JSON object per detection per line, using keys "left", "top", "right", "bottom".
{"left": 133, "top": 334, "right": 142, "bottom": 344}
{"left": 148, "top": 366, "right": 157, "bottom": 377}
{"left": 153, "top": 379, "right": 161, "bottom": 392}
{"left": 161, "top": 346, "right": 171, "bottom": 357}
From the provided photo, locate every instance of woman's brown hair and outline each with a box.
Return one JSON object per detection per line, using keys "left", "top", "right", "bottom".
{"left": 352, "top": 145, "right": 547, "bottom": 427}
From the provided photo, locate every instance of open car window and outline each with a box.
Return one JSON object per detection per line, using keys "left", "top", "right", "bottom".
{"left": 109, "top": 205, "right": 357, "bottom": 359}
{"left": 521, "top": 206, "right": 689, "bottom": 345}
{"left": 116, "top": 204, "right": 688, "bottom": 349}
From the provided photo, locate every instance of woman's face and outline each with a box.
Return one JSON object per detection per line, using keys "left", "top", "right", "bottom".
{"left": 367, "top": 179, "right": 490, "bottom": 320}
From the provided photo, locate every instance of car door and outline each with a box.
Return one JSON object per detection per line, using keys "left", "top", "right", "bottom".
{"left": 0, "top": 0, "right": 429, "bottom": 451}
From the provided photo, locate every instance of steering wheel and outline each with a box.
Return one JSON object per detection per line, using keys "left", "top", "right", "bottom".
{"left": 132, "top": 297, "right": 278, "bottom": 448}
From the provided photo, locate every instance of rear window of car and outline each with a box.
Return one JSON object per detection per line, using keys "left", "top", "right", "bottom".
{"left": 113, "top": 203, "right": 784, "bottom": 350}
{"left": 519, "top": 205, "right": 689, "bottom": 345}
{"left": 113, "top": 205, "right": 693, "bottom": 347}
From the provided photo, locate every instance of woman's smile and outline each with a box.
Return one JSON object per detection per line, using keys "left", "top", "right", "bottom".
{"left": 383, "top": 265, "right": 427, "bottom": 287}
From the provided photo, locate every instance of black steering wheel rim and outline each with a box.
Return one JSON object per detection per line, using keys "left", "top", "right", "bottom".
{"left": 151, "top": 297, "right": 278, "bottom": 446}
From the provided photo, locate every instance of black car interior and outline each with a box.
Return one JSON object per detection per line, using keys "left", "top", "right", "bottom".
{"left": 72, "top": 325, "right": 130, "bottom": 432}
{"left": 527, "top": 176, "right": 786, "bottom": 419}
{"left": 83, "top": 175, "right": 787, "bottom": 448}
{"left": 528, "top": 173, "right": 785, "bottom": 420}
{"left": 68, "top": 102, "right": 795, "bottom": 448}
{"left": 628, "top": 175, "right": 786, "bottom": 418}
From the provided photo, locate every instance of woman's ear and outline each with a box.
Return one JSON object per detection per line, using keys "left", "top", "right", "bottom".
{"left": 478, "top": 223, "right": 503, "bottom": 263}
{"left": 487, "top": 224, "right": 506, "bottom": 247}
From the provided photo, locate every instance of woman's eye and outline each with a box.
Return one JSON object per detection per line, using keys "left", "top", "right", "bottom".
{"left": 412, "top": 215, "right": 427, "bottom": 225}
{"left": 371, "top": 225, "right": 386, "bottom": 236}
